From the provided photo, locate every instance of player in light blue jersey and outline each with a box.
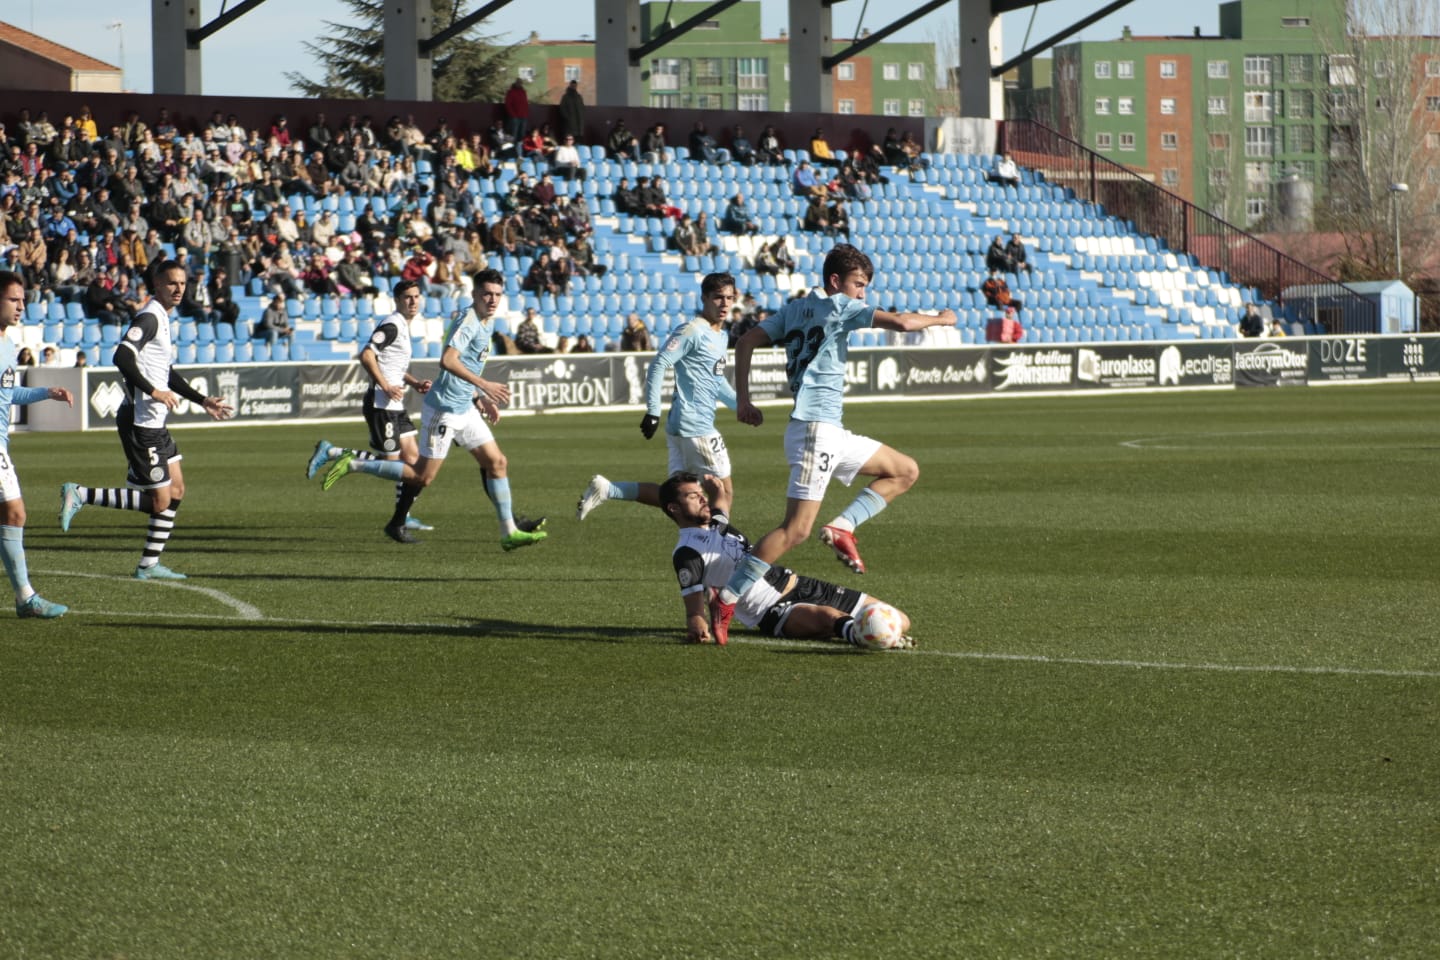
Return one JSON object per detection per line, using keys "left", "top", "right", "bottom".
{"left": 324, "top": 269, "right": 547, "bottom": 551}
{"left": 711, "top": 244, "right": 956, "bottom": 643}
{"left": 576, "top": 272, "right": 739, "bottom": 520}
{"left": 0, "top": 270, "right": 75, "bottom": 618}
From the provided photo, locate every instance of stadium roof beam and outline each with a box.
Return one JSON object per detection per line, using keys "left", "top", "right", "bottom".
{"left": 821, "top": 0, "right": 951, "bottom": 71}
{"left": 990, "top": 0, "right": 1135, "bottom": 77}
{"left": 630, "top": 0, "right": 745, "bottom": 62}
{"left": 153, "top": 0, "right": 276, "bottom": 95}
{"left": 420, "top": 0, "right": 518, "bottom": 54}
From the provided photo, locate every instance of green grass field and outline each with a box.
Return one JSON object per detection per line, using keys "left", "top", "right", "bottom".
{"left": 3, "top": 384, "right": 1438, "bottom": 958}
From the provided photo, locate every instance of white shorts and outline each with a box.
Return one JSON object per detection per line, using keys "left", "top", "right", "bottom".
{"left": 667, "top": 432, "right": 732, "bottom": 480}
{"left": 418, "top": 405, "right": 495, "bottom": 460}
{"left": 0, "top": 447, "right": 20, "bottom": 503}
{"left": 783, "top": 420, "right": 882, "bottom": 502}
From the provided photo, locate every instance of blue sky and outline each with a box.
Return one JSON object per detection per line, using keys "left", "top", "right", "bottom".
{"left": 27, "top": 0, "right": 1187, "bottom": 96}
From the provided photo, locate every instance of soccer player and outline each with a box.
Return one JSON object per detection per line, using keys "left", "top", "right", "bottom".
{"left": 661, "top": 473, "right": 912, "bottom": 648}
{"left": 576, "top": 272, "right": 738, "bottom": 520}
{"left": 323, "top": 269, "right": 547, "bottom": 552}
{"left": 59, "top": 260, "right": 234, "bottom": 579}
{"left": 0, "top": 270, "right": 75, "bottom": 618}
{"left": 711, "top": 243, "right": 956, "bottom": 643}
{"left": 305, "top": 278, "right": 436, "bottom": 533}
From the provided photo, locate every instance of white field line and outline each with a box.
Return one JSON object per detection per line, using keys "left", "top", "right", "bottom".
{"left": 38, "top": 589, "right": 1440, "bottom": 681}
{"left": 40, "top": 569, "right": 264, "bottom": 620}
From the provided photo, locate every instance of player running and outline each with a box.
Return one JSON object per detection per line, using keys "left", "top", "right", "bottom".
{"left": 711, "top": 243, "right": 956, "bottom": 643}
{"left": 323, "top": 268, "right": 547, "bottom": 552}
{"left": 576, "top": 272, "right": 738, "bottom": 520}
{"left": 59, "top": 260, "right": 234, "bottom": 579}
{"left": 0, "top": 270, "right": 75, "bottom": 618}
{"left": 305, "top": 278, "right": 436, "bottom": 533}
{"left": 661, "top": 473, "right": 912, "bottom": 648}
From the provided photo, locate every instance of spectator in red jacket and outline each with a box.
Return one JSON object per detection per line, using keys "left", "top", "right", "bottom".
{"left": 504, "top": 79, "right": 530, "bottom": 148}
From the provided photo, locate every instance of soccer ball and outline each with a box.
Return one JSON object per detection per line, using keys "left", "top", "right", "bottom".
{"left": 853, "top": 602, "right": 904, "bottom": 650}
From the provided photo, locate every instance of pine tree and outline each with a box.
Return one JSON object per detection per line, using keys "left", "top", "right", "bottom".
{"left": 286, "top": 0, "right": 514, "bottom": 102}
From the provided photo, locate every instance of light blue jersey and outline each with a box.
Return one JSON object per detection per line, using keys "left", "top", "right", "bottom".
{"left": 426, "top": 312, "right": 495, "bottom": 414}
{"left": 757, "top": 290, "right": 875, "bottom": 426}
{"left": 1, "top": 339, "right": 49, "bottom": 447}
{"left": 644, "top": 318, "right": 737, "bottom": 437}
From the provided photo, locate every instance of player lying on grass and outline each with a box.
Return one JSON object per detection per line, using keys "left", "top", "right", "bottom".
{"left": 577, "top": 271, "right": 738, "bottom": 521}
{"left": 661, "top": 472, "right": 913, "bottom": 649}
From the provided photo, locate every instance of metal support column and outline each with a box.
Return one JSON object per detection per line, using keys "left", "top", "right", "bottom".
{"left": 151, "top": 0, "right": 202, "bottom": 95}
{"left": 384, "top": 2, "right": 433, "bottom": 102}
{"left": 957, "top": 0, "right": 1003, "bottom": 118}
{"left": 595, "top": 0, "right": 645, "bottom": 108}
{"left": 788, "top": 0, "right": 833, "bottom": 115}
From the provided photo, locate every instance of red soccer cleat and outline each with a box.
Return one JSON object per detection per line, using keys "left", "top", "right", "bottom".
{"left": 710, "top": 596, "right": 735, "bottom": 646}
{"left": 819, "top": 525, "right": 866, "bottom": 574}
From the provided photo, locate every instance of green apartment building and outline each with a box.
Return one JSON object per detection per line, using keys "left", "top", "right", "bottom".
{"left": 1026, "top": 0, "right": 1440, "bottom": 227}
{"left": 506, "top": 0, "right": 939, "bottom": 119}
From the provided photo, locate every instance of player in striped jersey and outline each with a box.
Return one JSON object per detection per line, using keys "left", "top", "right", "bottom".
{"left": 661, "top": 473, "right": 912, "bottom": 647}
{"left": 306, "top": 278, "right": 436, "bottom": 532}
{"left": 58, "top": 260, "right": 234, "bottom": 579}
{"left": 323, "top": 269, "right": 547, "bottom": 551}
{"left": 575, "top": 272, "right": 738, "bottom": 520}
{"left": 0, "top": 270, "right": 75, "bottom": 618}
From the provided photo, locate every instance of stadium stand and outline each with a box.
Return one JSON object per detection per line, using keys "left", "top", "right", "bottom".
{"left": 2, "top": 105, "right": 1298, "bottom": 369}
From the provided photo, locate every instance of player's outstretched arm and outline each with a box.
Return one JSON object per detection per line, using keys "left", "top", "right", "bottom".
{"left": 872, "top": 308, "right": 957, "bottom": 332}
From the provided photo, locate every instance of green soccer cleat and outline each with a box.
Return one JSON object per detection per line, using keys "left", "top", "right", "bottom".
{"left": 306, "top": 440, "right": 335, "bottom": 480}
{"left": 515, "top": 515, "right": 547, "bottom": 533}
{"left": 59, "top": 482, "right": 83, "bottom": 532}
{"left": 134, "top": 563, "right": 187, "bottom": 581}
{"left": 501, "top": 529, "right": 548, "bottom": 552}
{"left": 321, "top": 451, "right": 355, "bottom": 491}
{"left": 17, "top": 594, "right": 68, "bottom": 619}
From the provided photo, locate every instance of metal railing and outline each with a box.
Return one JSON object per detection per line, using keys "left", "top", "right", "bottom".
{"left": 1000, "top": 120, "right": 1378, "bottom": 334}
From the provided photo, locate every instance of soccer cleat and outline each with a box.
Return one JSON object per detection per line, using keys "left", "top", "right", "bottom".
{"left": 16, "top": 595, "right": 68, "bottom": 619}
{"left": 819, "top": 525, "right": 866, "bottom": 575}
{"left": 59, "top": 482, "right": 83, "bottom": 532}
{"left": 575, "top": 474, "right": 609, "bottom": 521}
{"left": 404, "top": 515, "right": 435, "bottom": 531}
{"left": 515, "top": 515, "right": 547, "bottom": 533}
{"left": 501, "top": 529, "right": 547, "bottom": 552}
{"left": 384, "top": 522, "right": 419, "bottom": 544}
{"left": 710, "top": 597, "right": 735, "bottom": 646}
{"left": 134, "top": 563, "right": 187, "bottom": 581}
{"left": 321, "top": 451, "right": 355, "bottom": 491}
{"left": 306, "top": 440, "right": 335, "bottom": 479}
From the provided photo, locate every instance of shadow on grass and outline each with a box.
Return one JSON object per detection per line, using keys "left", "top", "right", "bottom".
{"left": 86, "top": 617, "right": 865, "bottom": 652}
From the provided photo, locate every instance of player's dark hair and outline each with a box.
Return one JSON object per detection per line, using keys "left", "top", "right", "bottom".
{"left": 472, "top": 268, "right": 505, "bottom": 291}
{"left": 822, "top": 243, "right": 874, "bottom": 286}
{"left": 658, "top": 472, "right": 702, "bottom": 523}
{"left": 147, "top": 258, "right": 185, "bottom": 287}
{"left": 701, "top": 272, "right": 736, "bottom": 298}
{"left": 0, "top": 269, "right": 23, "bottom": 295}
{"left": 392, "top": 278, "right": 422, "bottom": 299}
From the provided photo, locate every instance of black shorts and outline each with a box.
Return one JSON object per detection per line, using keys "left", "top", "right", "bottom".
{"left": 756, "top": 572, "right": 865, "bottom": 637}
{"left": 117, "top": 403, "right": 180, "bottom": 489}
{"left": 362, "top": 391, "right": 416, "bottom": 455}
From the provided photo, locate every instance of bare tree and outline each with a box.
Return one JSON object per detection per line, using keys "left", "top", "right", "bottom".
{"left": 1314, "top": 0, "right": 1440, "bottom": 283}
